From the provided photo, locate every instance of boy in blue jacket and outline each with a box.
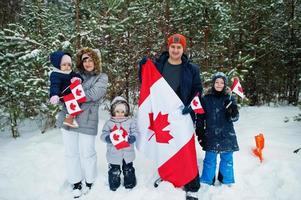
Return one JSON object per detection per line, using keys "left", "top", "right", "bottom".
{"left": 196, "top": 72, "right": 239, "bottom": 186}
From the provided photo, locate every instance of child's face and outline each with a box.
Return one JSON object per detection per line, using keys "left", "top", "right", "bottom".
{"left": 114, "top": 109, "right": 125, "bottom": 117}
{"left": 83, "top": 57, "right": 95, "bottom": 72}
{"left": 214, "top": 78, "right": 225, "bottom": 92}
{"left": 60, "top": 63, "right": 72, "bottom": 72}
{"left": 60, "top": 55, "right": 72, "bottom": 72}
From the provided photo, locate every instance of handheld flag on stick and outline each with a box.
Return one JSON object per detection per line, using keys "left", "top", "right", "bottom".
{"left": 190, "top": 93, "right": 205, "bottom": 114}
{"left": 70, "top": 79, "right": 86, "bottom": 103}
{"left": 110, "top": 125, "right": 130, "bottom": 150}
{"left": 63, "top": 93, "right": 83, "bottom": 116}
{"left": 252, "top": 133, "right": 265, "bottom": 162}
{"left": 62, "top": 80, "right": 86, "bottom": 116}
{"left": 230, "top": 77, "right": 244, "bottom": 98}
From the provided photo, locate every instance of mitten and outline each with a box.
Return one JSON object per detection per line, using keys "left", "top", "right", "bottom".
{"left": 71, "top": 77, "right": 82, "bottom": 83}
{"left": 225, "top": 98, "right": 238, "bottom": 119}
{"left": 224, "top": 98, "right": 232, "bottom": 109}
{"left": 128, "top": 135, "right": 136, "bottom": 144}
{"left": 105, "top": 135, "right": 112, "bottom": 144}
{"left": 139, "top": 56, "right": 148, "bottom": 67}
{"left": 50, "top": 95, "right": 60, "bottom": 105}
{"left": 196, "top": 127, "right": 205, "bottom": 147}
{"left": 182, "top": 105, "right": 193, "bottom": 115}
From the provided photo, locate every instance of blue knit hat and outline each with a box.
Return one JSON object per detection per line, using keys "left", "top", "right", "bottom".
{"left": 212, "top": 72, "right": 228, "bottom": 86}
{"left": 50, "top": 51, "right": 69, "bottom": 69}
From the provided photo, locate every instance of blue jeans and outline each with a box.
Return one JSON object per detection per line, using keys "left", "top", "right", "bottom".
{"left": 200, "top": 151, "right": 234, "bottom": 185}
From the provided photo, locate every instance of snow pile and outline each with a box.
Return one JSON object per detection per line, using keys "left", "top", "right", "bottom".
{"left": 0, "top": 106, "right": 300, "bottom": 200}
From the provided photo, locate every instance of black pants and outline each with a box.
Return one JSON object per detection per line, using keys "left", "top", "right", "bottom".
{"left": 184, "top": 173, "right": 200, "bottom": 192}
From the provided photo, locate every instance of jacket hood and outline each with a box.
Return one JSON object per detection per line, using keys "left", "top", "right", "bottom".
{"left": 110, "top": 96, "right": 130, "bottom": 117}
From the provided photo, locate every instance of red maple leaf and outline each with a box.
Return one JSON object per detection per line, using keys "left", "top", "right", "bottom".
{"left": 148, "top": 112, "right": 173, "bottom": 143}
{"left": 192, "top": 99, "right": 198, "bottom": 107}
{"left": 113, "top": 134, "right": 119, "bottom": 141}
{"left": 76, "top": 89, "right": 82, "bottom": 96}
{"left": 70, "top": 103, "right": 76, "bottom": 110}
{"left": 120, "top": 126, "right": 128, "bottom": 138}
{"left": 110, "top": 125, "right": 120, "bottom": 141}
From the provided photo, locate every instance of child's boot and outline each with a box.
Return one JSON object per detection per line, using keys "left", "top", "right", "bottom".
{"left": 122, "top": 161, "right": 136, "bottom": 189}
{"left": 185, "top": 191, "right": 198, "bottom": 200}
{"left": 108, "top": 164, "right": 121, "bottom": 191}
{"left": 63, "top": 115, "right": 79, "bottom": 128}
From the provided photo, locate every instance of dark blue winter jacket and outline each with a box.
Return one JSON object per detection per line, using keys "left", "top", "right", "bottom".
{"left": 196, "top": 89, "right": 239, "bottom": 153}
{"left": 153, "top": 52, "right": 203, "bottom": 106}
{"left": 49, "top": 70, "right": 83, "bottom": 98}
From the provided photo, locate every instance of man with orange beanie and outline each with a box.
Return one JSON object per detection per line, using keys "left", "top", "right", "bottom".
{"left": 138, "top": 33, "right": 203, "bottom": 200}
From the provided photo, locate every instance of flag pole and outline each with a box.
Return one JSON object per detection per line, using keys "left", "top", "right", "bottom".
{"left": 59, "top": 85, "right": 71, "bottom": 99}
{"left": 61, "top": 85, "right": 71, "bottom": 94}
{"left": 226, "top": 87, "right": 233, "bottom": 109}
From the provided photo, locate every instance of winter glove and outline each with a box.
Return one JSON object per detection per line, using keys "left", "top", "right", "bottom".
{"left": 139, "top": 56, "right": 148, "bottom": 67}
{"left": 224, "top": 98, "right": 232, "bottom": 109}
{"left": 225, "top": 98, "right": 238, "bottom": 120}
{"left": 182, "top": 105, "right": 193, "bottom": 115}
{"left": 71, "top": 77, "right": 82, "bottom": 83}
{"left": 128, "top": 135, "right": 136, "bottom": 144}
{"left": 138, "top": 56, "right": 148, "bottom": 83}
{"left": 196, "top": 127, "right": 205, "bottom": 147}
{"left": 50, "top": 95, "right": 60, "bottom": 105}
{"left": 105, "top": 135, "right": 112, "bottom": 144}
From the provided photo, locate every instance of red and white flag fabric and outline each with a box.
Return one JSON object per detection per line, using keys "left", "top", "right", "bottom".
{"left": 63, "top": 93, "right": 83, "bottom": 116}
{"left": 190, "top": 93, "right": 205, "bottom": 114}
{"left": 70, "top": 79, "right": 86, "bottom": 104}
{"left": 110, "top": 125, "right": 130, "bottom": 150}
{"left": 137, "top": 59, "right": 198, "bottom": 187}
{"left": 230, "top": 77, "right": 244, "bottom": 98}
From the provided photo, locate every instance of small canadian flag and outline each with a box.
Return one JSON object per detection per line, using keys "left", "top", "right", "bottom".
{"left": 230, "top": 77, "right": 244, "bottom": 98}
{"left": 110, "top": 125, "right": 130, "bottom": 150}
{"left": 190, "top": 93, "right": 205, "bottom": 114}
{"left": 70, "top": 79, "right": 86, "bottom": 104}
{"left": 63, "top": 93, "right": 83, "bottom": 116}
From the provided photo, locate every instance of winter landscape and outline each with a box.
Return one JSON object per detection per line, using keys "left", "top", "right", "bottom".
{"left": 1, "top": 1, "right": 300, "bottom": 200}
{"left": 0, "top": 106, "right": 300, "bottom": 200}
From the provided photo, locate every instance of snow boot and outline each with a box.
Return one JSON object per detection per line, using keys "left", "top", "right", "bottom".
{"left": 82, "top": 182, "right": 93, "bottom": 194}
{"left": 108, "top": 164, "right": 121, "bottom": 191}
{"left": 63, "top": 115, "right": 79, "bottom": 128}
{"left": 185, "top": 191, "right": 198, "bottom": 200}
{"left": 72, "top": 181, "right": 82, "bottom": 199}
{"left": 122, "top": 161, "right": 136, "bottom": 189}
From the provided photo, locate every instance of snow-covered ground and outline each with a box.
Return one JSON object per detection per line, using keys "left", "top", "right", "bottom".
{"left": 0, "top": 106, "right": 300, "bottom": 200}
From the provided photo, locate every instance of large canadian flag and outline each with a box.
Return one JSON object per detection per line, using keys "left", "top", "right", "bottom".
{"left": 70, "top": 79, "right": 87, "bottom": 104}
{"left": 230, "top": 77, "right": 244, "bottom": 98}
{"left": 137, "top": 59, "right": 198, "bottom": 187}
